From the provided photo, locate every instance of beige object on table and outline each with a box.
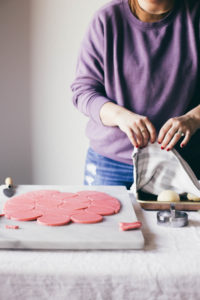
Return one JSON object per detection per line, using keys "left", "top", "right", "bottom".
{"left": 157, "top": 190, "right": 180, "bottom": 202}
{"left": 187, "top": 193, "right": 200, "bottom": 201}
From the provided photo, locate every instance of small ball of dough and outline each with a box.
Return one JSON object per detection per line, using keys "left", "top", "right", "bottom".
{"left": 187, "top": 193, "right": 200, "bottom": 201}
{"left": 157, "top": 190, "right": 180, "bottom": 202}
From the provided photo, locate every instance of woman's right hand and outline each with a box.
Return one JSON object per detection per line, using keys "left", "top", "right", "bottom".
{"left": 100, "top": 102, "right": 157, "bottom": 148}
{"left": 114, "top": 108, "right": 157, "bottom": 148}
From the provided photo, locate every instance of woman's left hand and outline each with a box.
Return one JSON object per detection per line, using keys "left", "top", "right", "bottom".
{"left": 157, "top": 105, "right": 200, "bottom": 150}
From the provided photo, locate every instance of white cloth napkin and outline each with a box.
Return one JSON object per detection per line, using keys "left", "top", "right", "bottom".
{"left": 131, "top": 142, "right": 200, "bottom": 197}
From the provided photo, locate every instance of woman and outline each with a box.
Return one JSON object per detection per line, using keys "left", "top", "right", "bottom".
{"left": 71, "top": 0, "right": 200, "bottom": 188}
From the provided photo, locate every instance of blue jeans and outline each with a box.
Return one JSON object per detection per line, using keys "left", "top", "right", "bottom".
{"left": 83, "top": 148, "right": 134, "bottom": 189}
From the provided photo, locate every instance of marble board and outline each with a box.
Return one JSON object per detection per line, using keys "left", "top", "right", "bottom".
{"left": 0, "top": 185, "right": 144, "bottom": 250}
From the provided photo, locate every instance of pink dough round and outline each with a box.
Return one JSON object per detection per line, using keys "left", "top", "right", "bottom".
{"left": 36, "top": 198, "right": 61, "bottom": 208}
{"left": 57, "top": 208, "right": 79, "bottom": 217}
{"left": 77, "top": 191, "right": 101, "bottom": 197}
{"left": 59, "top": 202, "right": 89, "bottom": 210}
{"left": 85, "top": 205, "right": 115, "bottom": 216}
{"left": 55, "top": 192, "right": 78, "bottom": 201}
{"left": 37, "top": 214, "right": 71, "bottom": 226}
{"left": 6, "top": 209, "right": 43, "bottom": 221}
{"left": 88, "top": 192, "right": 117, "bottom": 201}
{"left": 90, "top": 199, "right": 121, "bottom": 213}
{"left": 71, "top": 212, "right": 103, "bottom": 224}
{"left": 5, "top": 195, "right": 35, "bottom": 205}
{"left": 3, "top": 202, "right": 35, "bottom": 214}
{"left": 66, "top": 196, "right": 91, "bottom": 204}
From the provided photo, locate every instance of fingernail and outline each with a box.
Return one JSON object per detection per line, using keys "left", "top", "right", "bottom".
{"left": 161, "top": 146, "right": 164, "bottom": 150}
{"left": 180, "top": 144, "right": 184, "bottom": 148}
{"left": 167, "top": 148, "right": 170, "bottom": 151}
{"left": 158, "top": 141, "right": 161, "bottom": 144}
{"left": 136, "top": 145, "right": 139, "bottom": 148}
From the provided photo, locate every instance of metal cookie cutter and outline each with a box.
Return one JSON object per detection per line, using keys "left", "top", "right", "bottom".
{"left": 157, "top": 203, "right": 188, "bottom": 227}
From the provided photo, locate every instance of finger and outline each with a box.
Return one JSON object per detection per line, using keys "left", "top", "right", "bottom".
{"left": 144, "top": 118, "right": 157, "bottom": 143}
{"left": 130, "top": 125, "right": 144, "bottom": 147}
{"left": 126, "top": 128, "right": 138, "bottom": 148}
{"left": 164, "top": 131, "right": 183, "bottom": 150}
{"left": 161, "top": 127, "right": 180, "bottom": 149}
{"left": 157, "top": 120, "right": 173, "bottom": 144}
{"left": 139, "top": 126, "right": 149, "bottom": 147}
{"left": 134, "top": 119, "right": 150, "bottom": 147}
{"left": 180, "top": 130, "right": 191, "bottom": 148}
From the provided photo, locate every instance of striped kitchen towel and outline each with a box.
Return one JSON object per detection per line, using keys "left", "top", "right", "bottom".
{"left": 131, "top": 142, "right": 200, "bottom": 197}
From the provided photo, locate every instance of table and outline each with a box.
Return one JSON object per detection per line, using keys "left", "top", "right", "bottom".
{"left": 1, "top": 193, "right": 200, "bottom": 300}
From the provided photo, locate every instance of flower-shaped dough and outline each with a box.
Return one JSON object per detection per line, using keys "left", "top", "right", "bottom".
{"left": 3, "top": 190, "right": 121, "bottom": 226}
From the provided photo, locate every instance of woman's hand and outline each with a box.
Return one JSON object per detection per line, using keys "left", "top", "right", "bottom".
{"left": 100, "top": 102, "right": 157, "bottom": 148}
{"left": 115, "top": 109, "right": 157, "bottom": 148}
{"left": 157, "top": 105, "right": 200, "bottom": 150}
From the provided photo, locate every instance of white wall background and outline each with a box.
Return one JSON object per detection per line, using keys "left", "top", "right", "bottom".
{"left": 0, "top": 0, "right": 108, "bottom": 185}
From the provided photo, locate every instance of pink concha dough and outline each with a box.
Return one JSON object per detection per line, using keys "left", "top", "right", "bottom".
{"left": 5, "top": 209, "right": 43, "bottom": 221}
{"left": 80, "top": 191, "right": 121, "bottom": 213}
{"left": 55, "top": 192, "right": 78, "bottom": 201}
{"left": 36, "top": 198, "right": 61, "bottom": 208}
{"left": 88, "top": 192, "right": 118, "bottom": 201}
{"left": 3, "top": 203, "right": 35, "bottom": 214}
{"left": 3, "top": 189, "right": 120, "bottom": 226}
{"left": 37, "top": 214, "right": 71, "bottom": 226}
{"left": 77, "top": 191, "right": 119, "bottom": 202}
{"left": 90, "top": 199, "right": 120, "bottom": 213}
{"left": 91, "top": 196, "right": 121, "bottom": 206}
{"left": 57, "top": 208, "right": 79, "bottom": 217}
{"left": 39, "top": 207, "right": 78, "bottom": 217}
{"left": 65, "top": 195, "right": 91, "bottom": 204}
{"left": 85, "top": 205, "right": 115, "bottom": 216}
{"left": 58, "top": 202, "right": 89, "bottom": 210}
{"left": 77, "top": 191, "right": 101, "bottom": 197}
{"left": 5, "top": 195, "right": 35, "bottom": 206}
{"left": 71, "top": 211, "right": 103, "bottom": 224}
{"left": 28, "top": 190, "right": 60, "bottom": 198}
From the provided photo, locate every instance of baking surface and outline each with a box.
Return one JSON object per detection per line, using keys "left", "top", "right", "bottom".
{"left": 0, "top": 185, "right": 144, "bottom": 250}
{"left": 1, "top": 194, "right": 200, "bottom": 300}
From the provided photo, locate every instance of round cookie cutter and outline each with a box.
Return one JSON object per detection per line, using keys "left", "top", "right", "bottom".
{"left": 157, "top": 203, "right": 188, "bottom": 227}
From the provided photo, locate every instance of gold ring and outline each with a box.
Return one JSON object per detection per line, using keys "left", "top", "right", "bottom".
{"left": 176, "top": 130, "right": 185, "bottom": 137}
{"left": 141, "top": 129, "right": 146, "bottom": 133}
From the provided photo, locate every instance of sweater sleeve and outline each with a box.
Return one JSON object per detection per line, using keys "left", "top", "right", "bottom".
{"left": 71, "top": 13, "right": 111, "bottom": 124}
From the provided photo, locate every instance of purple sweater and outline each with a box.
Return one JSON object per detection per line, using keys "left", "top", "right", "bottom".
{"left": 71, "top": 0, "right": 200, "bottom": 177}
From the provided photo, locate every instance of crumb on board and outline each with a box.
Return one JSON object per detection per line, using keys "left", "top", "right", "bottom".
{"left": 5, "top": 225, "right": 19, "bottom": 229}
{"left": 119, "top": 221, "right": 142, "bottom": 231}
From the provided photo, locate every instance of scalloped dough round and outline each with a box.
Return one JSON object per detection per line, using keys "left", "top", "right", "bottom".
{"left": 187, "top": 193, "right": 200, "bottom": 201}
{"left": 3, "top": 190, "right": 121, "bottom": 226}
{"left": 157, "top": 190, "right": 180, "bottom": 202}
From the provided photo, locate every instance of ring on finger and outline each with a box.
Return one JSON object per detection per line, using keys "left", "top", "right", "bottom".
{"left": 141, "top": 129, "right": 146, "bottom": 133}
{"left": 176, "top": 130, "right": 185, "bottom": 137}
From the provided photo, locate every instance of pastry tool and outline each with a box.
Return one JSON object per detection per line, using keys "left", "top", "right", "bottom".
{"left": 3, "top": 177, "right": 15, "bottom": 197}
{"left": 157, "top": 203, "right": 188, "bottom": 227}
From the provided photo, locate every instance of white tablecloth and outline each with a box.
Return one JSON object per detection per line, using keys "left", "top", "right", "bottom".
{"left": 1, "top": 193, "right": 200, "bottom": 300}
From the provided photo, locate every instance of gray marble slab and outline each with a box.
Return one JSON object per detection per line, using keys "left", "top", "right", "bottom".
{"left": 0, "top": 185, "right": 144, "bottom": 250}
